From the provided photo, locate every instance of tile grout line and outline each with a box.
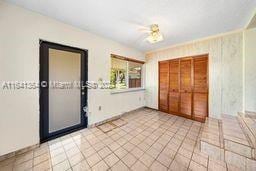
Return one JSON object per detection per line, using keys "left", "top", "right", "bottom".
{"left": 168, "top": 119, "right": 195, "bottom": 171}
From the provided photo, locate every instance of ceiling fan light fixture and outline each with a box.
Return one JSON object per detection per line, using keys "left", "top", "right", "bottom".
{"left": 146, "top": 32, "right": 163, "bottom": 43}
{"left": 146, "top": 24, "right": 164, "bottom": 44}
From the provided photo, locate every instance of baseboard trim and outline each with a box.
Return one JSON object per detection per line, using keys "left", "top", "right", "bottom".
{"left": 88, "top": 106, "right": 147, "bottom": 128}
{"left": 0, "top": 144, "right": 39, "bottom": 162}
{"left": 0, "top": 106, "right": 150, "bottom": 161}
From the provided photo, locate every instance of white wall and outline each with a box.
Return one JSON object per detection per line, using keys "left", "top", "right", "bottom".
{"left": 0, "top": 2, "right": 145, "bottom": 156}
{"left": 145, "top": 32, "right": 243, "bottom": 119}
{"left": 244, "top": 28, "right": 256, "bottom": 112}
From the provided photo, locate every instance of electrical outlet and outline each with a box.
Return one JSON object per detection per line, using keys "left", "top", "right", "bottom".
{"left": 98, "top": 106, "right": 102, "bottom": 111}
{"left": 139, "top": 97, "right": 141, "bottom": 101}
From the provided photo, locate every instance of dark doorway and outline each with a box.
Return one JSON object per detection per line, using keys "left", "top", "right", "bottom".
{"left": 40, "top": 40, "right": 88, "bottom": 142}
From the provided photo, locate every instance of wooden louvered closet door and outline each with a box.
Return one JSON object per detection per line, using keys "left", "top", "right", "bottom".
{"left": 193, "top": 56, "right": 208, "bottom": 122}
{"left": 159, "top": 61, "right": 169, "bottom": 112}
{"left": 180, "top": 58, "right": 193, "bottom": 118}
{"left": 158, "top": 55, "right": 208, "bottom": 122}
{"left": 168, "top": 60, "right": 180, "bottom": 114}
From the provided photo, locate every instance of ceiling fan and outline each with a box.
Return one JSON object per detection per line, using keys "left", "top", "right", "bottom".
{"left": 145, "top": 24, "right": 164, "bottom": 44}
{"left": 122, "top": 20, "right": 164, "bottom": 44}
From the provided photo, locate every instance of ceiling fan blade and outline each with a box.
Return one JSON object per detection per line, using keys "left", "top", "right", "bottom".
{"left": 132, "top": 33, "right": 148, "bottom": 44}
{"left": 142, "top": 37, "right": 149, "bottom": 42}
{"left": 138, "top": 27, "right": 151, "bottom": 33}
{"left": 121, "top": 19, "right": 151, "bottom": 33}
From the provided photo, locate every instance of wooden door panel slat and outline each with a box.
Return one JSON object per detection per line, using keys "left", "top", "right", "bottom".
{"left": 159, "top": 61, "right": 169, "bottom": 112}
{"left": 169, "top": 60, "right": 179, "bottom": 92}
{"left": 169, "top": 92, "right": 179, "bottom": 113}
{"left": 180, "top": 92, "right": 192, "bottom": 116}
{"left": 193, "top": 93, "right": 208, "bottom": 122}
{"left": 194, "top": 57, "right": 208, "bottom": 93}
{"left": 193, "top": 56, "right": 208, "bottom": 121}
{"left": 180, "top": 59, "right": 192, "bottom": 92}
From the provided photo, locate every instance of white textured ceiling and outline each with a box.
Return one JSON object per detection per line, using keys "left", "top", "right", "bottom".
{"left": 5, "top": 0, "right": 256, "bottom": 52}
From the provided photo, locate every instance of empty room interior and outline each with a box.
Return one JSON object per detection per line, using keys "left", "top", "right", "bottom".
{"left": 1, "top": 0, "right": 256, "bottom": 170}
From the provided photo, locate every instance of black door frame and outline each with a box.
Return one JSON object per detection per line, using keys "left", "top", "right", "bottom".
{"left": 39, "top": 40, "right": 88, "bottom": 143}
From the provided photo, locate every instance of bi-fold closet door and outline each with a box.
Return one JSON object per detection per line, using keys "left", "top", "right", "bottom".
{"left": 158, "top": 55, "right": 208, "bottom": 122}
{"left": 168, "top": 59, "right": 180, "bottom": 114}
{"left": 180, "top": 58, "right": 193, "bottom": 119}
{"left": 193, "top": 57, "right": 208, "bottom": 122}
{"left": 159, "top": 61, "right": 169, "bottom": 113}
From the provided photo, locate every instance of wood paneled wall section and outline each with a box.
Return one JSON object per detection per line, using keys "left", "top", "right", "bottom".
{"left": 158, "top": 55, "right": 208, "bottom": 122}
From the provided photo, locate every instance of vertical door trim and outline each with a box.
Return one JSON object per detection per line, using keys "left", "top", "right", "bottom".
{"left": 158, "top": 62, "right": 160, "bottom": 110}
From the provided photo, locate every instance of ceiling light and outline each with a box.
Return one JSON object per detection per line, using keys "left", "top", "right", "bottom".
{"left": 146, "top": 24, "right": 164, "bottom": 44}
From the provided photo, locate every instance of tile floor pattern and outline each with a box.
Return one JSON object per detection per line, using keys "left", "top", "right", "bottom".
{"left": 1, "top": 108, "right": 230, "bottom": 171}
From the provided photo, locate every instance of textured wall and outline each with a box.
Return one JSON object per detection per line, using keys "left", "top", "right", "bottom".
{"left": 244, "top": 28, "right": 256, "bottom": 112}
{"left": 145, "top": 32, "right": 243, "bottom": 118}
{"left": 0, "top": 2, "right": 145, "bottom": 156}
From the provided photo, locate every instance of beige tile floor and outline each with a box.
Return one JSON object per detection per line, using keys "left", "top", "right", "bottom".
{"left": 0, "top": 108, "right": 229, "bottom": 171}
